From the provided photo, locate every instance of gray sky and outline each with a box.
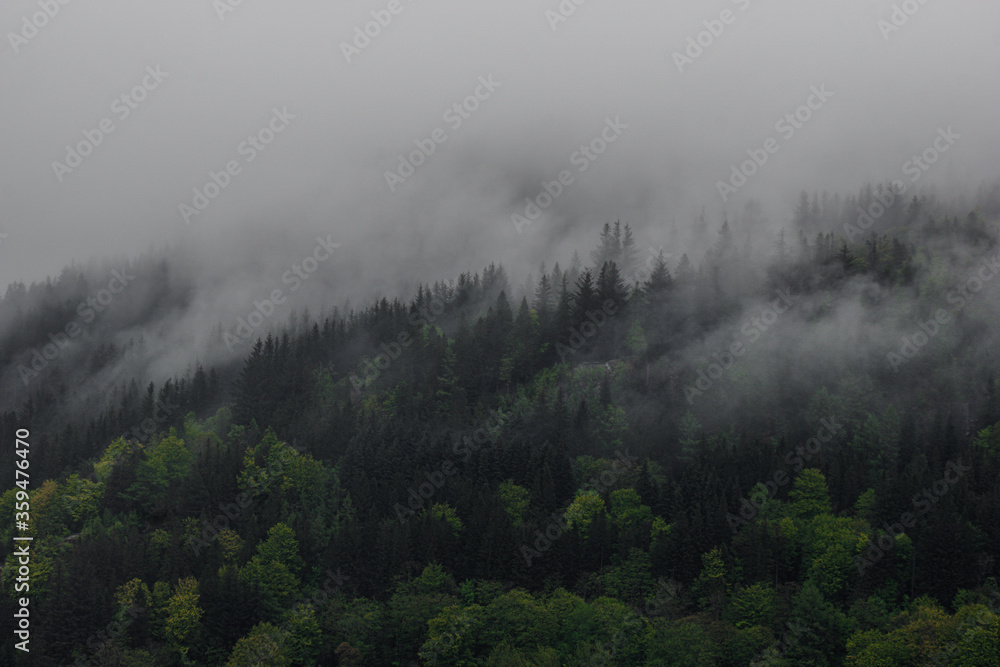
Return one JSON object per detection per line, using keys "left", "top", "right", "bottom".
{"left": 1, "top": 0, "right": 998, "bottom": 291}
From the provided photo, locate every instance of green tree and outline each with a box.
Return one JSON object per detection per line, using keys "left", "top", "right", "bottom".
{"left": 728, "top": 583, "right": 776, "bottom": 629}
{"left": 126, "top": 432, "right": 192, "bottom": 512}
{"left": 498, "top": 480, "right": 531, "bottom": 528}
{"left": 240, "top": 523, "right": 304, "bottom": 619}
{"left": 692, "top": 547, "right": 728, "bottom": 616}
{"left": 226, "top": 622, "right": 291, "bottom": 666}
{"left": 624, "top": 321, "right": 648, "bottom": 356}
{"left": 165, "top": 577, "right": 203, "bottom": 659}
{"left": 565, "top": 491, "right": 607, "bottom": 537}
{"left": 608, "top": 487, "right": 653, "bottom": 532}
{"left": 789, "top": 469, "right": 832, "bottom": 520}
{"left": 786, "top": 581, "right": 850, "bottom": 666}
{"left": 430, "top": 502, "right": 464, "bottom": 535}
{"left": 973, "top": 422, "right": 1000, "bottom": 459}
{"left": 951, "top": 604, "right": 1000, "bottom": 666}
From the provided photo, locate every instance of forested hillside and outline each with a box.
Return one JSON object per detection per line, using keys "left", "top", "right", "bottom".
{"left": 2, "top": 188, "right": 1000, "bottom": 665}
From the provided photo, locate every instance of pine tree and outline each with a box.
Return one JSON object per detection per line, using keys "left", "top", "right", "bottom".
{"left": 493, "top": 291, "right": 513, "bottom": 331}
{"left": 533, "top": 274, "right": 553, "bottom": 320}
{"left": 621, "top": 223, "right": 639, "bottom": 277}
{"left": 644, "top": 250, "right": 673, "bottom": 295}
{"left": 675, "top": 254, "right": 694, "bottom": 284}
{"left": 435, "top": 346, "right": 461, "bottom": 417}
{"left": 597, "top": 261, "right": 626, "bottom": 305}
{"left": 572, "top": 269, "right": 600, "bottom": 323}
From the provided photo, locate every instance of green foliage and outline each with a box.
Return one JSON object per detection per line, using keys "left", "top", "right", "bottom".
{"left": 239, "top": 523, "right": 304, "bottom": 619}
{"left": 13, "top": 217, "right": 1000, "bottom": 666}
{"left": 165, "top": 577, "right": 203, "bottom": 657}
{"left": 846, "top": 601, "right": 961, "bottom": 666}
{"left": 284, "top": 603, "right": 322, "bottom": 665}
{"left": 498, "top": 480, "right": 531, "bottom": 527}
{"left": 150, "top": 580, "right": 171, "bottom": 640}
{"left": 254, "top": 523, "right": 305, "bottom": 574}
{"left": 728, "top": 583, "right": 776, "bottom": 629}
{"left": 787, "top": 580, "right": 851, "bottom": 666}
{"left": 594, "top": 404, "right": 628, "bottom": 454}
{"left": 419, "top": 603, "right": 483, "bottom": 665}
{"left": 624, "top": 321, "right": 648, "bottom": 355}
{"left": 805, "top": 514, "right": 869, "bottom": 598}
{"left": 387, "top": 579, "right": 459, "bottom": 662}
{"left": 693, "top": 547, "right": 729, "bottom": 615}
{"left": 564, "top": 490, "right": 607, "bottom": 536}
{"left": 61, "top": 474, "right": 104, "bottom": 524}
{"left": 226, "top": 622, "right": 291, "bottom": 667}
{"left": 950, "top": 604, "right": 1000, "bottom": 666}
{"left": 788, "top": 468, "right": 832, "bottom": 520}
{"left": 854, "top": 488, "right": 879, "bottom": 524}
{"left": 94, "top": 436, "right": 141, "bottom": 480}
{"left": 322, "top": 597, "right": 384, "bottom": 661}
{"left": 679, "top": 411, "right": 702, "bottom": 462}
{"left": 116, "top": 578, "right": 152, "bottom": 609}
{"left": 597, "top": 548, "right": 654, "bottom": 605}
{"left": 650, "top": 516, "right": 672, "bottom": 547}
{"left": 125, "top": 432, "right": 192, "bottom": 511}
{"left": 430, "top": 502, "right": 465, "bottom": 534}
{"left": 608, "top": 487, "right": 653, "bottom": 532}
{"left": 973, "top": 422, "right": 1000, "bottom": 459}
{"left": 645, "top": 618, "right": 717, "bottom": 666}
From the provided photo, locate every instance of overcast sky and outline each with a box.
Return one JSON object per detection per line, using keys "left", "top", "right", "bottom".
{"left": 1, "top": 0, "right": 998, "bottom": 291}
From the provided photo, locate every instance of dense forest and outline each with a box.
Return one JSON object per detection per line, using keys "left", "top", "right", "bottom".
{"left": 2, "top": 185, "right": 1000, "bottom": 665}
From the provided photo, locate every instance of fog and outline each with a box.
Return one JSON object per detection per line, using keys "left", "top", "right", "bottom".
{"left": 1, "top": 0, "right": 999, "bottom": 414}
{"left": 2, "top": 0, "right": 998, "bottom": 289}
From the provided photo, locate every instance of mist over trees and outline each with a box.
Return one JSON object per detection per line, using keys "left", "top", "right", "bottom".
{"left": 2, "top": 185, "right": 1000, "bottom": 664}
